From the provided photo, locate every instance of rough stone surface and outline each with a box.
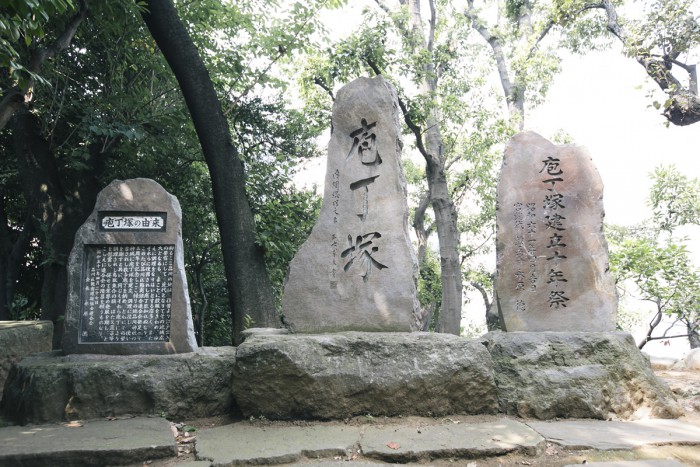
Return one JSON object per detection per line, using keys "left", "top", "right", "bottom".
{"left": 360, "top": 418, "right": 544, "bottom": 463}
{"left": 483, "top": 332, "right": 682, "bottom": 420}
{"left": 194, "top": 418, "right": 544, "bottom": 466}
{"left": 0, "top": 321, "right": 52, "bottom": 401}
{"left": 195, "top": 424, "right": 361, "bottom": 465}
{"left": 282, "top": 76, "right": 421, "bottom": 333}
{"left": 496, "top": 131, "right": 617, "bottom": 332}
{"left": 232, "top": 332, "right": 498, "bottom": 419}
{"left": 0, "top": 347, "right": 235, "bottom": 424}
{"left": 676, "top": 348, "right": 700, "bottom": 370}
{"left": 0, "top": 416, "right": 176, "bottom": 467}
{"left": 527, "top": 419, "right": 700, "bottom": 450}
{"left": 563, "top": 462, "right": 686, "bottom": 467}
{"left": 63, "top": 178, "right": 197, "bottom": 355}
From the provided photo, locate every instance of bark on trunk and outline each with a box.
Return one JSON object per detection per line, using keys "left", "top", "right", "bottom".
{"left": 688, "top": 320, "right": 700, "bottom": 349}
{"left": 407, "top": 0, "right": 463, "bottom": 335}
{"left": 140, "top": 0, "right": 277, "bottom": 344}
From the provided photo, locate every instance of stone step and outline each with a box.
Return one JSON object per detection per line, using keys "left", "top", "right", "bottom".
{"left": 2, "top": 416, "right": 699, "bottom": 466}
{"left": 526, "top": 419, "right": 700, "bottom": 450}
{"left": 0, "top": 417, "right": 176, "bottom": 467}
{"left": 194, "top": 418, "right": 545, "bottom": 465}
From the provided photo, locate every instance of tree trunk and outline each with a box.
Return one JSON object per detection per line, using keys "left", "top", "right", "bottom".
{"left": 403, "top": 0, "right": 463, "bottom": 335}
{"left": 12, "top": 110, "right": 103, "bottom": 346}
{"left": 688, "top": 320, "right": 700, "bottom": 349}
{"left": 139, "top": 0, "right": 277, "bottom": 344}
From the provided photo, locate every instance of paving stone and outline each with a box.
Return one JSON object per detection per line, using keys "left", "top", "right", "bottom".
{"left": 360, "top": 418, "right": 544, "bottom": 463}
{"left": 194, "top": 424, "right": 361, "bottom": 466}
{"left": 527, "top": 419, "right": 700, "bottom": 450}
{"left": 563, "top": 461, "right": 687, "bottom": 467}
{"left": 0, "top": 416, "right": 176, "bottom": 467}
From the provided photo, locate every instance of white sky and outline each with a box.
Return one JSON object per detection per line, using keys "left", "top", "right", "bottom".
{"left": 529, "top": 47, "right": 700, "bottom": 231}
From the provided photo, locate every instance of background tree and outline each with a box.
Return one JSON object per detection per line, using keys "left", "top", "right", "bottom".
{"left": 608, "top": 165, "right": 700, "bottom": 349}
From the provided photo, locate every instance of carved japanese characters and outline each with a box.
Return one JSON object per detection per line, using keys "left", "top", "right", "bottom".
{"left": 282, "top": 76, "right": 421, "bottom": 333}
{"left": 63, "top": 178, "right": 198, "bottom": 354}
{"left": 495, "top": 132, "right": 617, "bottom": 332}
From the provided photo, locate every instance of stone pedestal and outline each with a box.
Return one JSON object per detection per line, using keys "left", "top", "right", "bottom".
{"left": 0, "top": 347, "right": 235, "bottom": 424}
{"left": 0, "top": 321, "right": 52, "bottom": 401}
{"left": 482, "top": 332, "right": 682, "bottom": 419}
{"left": 233, "top": 332, "right": 498, "bottom": 419}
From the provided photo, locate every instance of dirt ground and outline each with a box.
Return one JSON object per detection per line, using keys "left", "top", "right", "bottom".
{"left": 142, "top": 368, "right": 700, "bottom": 467}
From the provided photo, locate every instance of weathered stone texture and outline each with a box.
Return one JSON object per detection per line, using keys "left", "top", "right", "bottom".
{"left": 0, "top": 417, "right": 176, "bottom": 467}
{"left": 232, "top": 332, "right": 498, "bottom": 419}
{"left": 482, "top": 332, "right": 682, "bottom": 420}
{"left": 0, "top": 321, "right": 52, "bottom": 402}
{"left": 282, "top": 76, "right": 420, "bottom": 333}
{"left": 496, "top": 131, "right": 617, "bottom": 331}
{"left": 63, "top": 178, "right": 197, "bottom": 355}
{"left": 0, "top": 347, "right": 235, "bottom": 424}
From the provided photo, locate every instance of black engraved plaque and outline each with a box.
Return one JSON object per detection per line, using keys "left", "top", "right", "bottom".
{"left": 79, "top": 244, "right": 174, "bottom": 343}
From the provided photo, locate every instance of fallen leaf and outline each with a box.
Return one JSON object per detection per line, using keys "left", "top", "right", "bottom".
{"left": 386, "top": 442, "right": 400, "bottom": 450}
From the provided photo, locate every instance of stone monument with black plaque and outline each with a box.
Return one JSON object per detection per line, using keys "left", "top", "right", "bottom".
{"left": 62, "top": 178, "right": 197, "bottom": 354}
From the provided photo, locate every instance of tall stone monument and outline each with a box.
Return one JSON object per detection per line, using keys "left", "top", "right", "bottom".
{"left": 282, "top": 76, "right": 421, "bottom": 333}
{"left": 62, "top": 178, "right": 197, "bottom": 354}
{"left": 495, "top": 132, "right": 617, "bottom": 331}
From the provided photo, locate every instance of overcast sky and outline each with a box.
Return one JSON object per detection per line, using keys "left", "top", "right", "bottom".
{"left": 529, "top": 47, "right": 700, "bottom": 230}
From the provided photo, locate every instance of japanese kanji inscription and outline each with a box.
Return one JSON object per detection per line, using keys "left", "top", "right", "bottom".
{"left": 282, "top": 76, "right": 420, "bottom": 333}
{"left": 495, "top": 132, "right": 617, "bottom": 332}
{"left": 63, "top": 178, "right": 198, "bottom": 355}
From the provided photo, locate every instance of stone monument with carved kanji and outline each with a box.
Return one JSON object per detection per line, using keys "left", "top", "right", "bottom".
{"left": 282, "top": 76, "right": 421, "bottom": 333}
{"left": 495, "top": 132, "right": 618, "bottom": 331}
{"left": 62, "top": 178, "right": 197, "bottom": 354}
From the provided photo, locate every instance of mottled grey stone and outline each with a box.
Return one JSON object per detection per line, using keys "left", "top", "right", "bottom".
{"left": 282, "top": 76, "right": 420, "bottom": 333}
{"left": 63, "top": 178, "right": 197, "bottom": 355}
{"left": 482, "top": 332, "right": 682, "bottom": 420}
{"left": 528, "top": 419, "right": 700, "bottom": 450}
{"left": 232, "top": 332, "right": 498, "bottom": 419}
{"left": 195, "top": 424, "right": 361, "bottom": 465}
{"left": 0, "top": 347, "right": 235, "bottom": 424}
{"left": 0, "top": 321, "right": 52, "bottom": 401}
{"left": 360, "top": 418, "right": 544, "bottom": 462}
{"left": 496, "top": 131, "right": 617, "bottom": 332}
{"left": 0, "top": 416, "right": 176, "bottom": 467}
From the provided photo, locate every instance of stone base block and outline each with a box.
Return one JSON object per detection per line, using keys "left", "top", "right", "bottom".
{"left": 0, "top": 321, "right": 53, "bottom": 401}
{"left": 232, "top": 332, "right": 499, "bottom": 419}
{"left": 0, "top": 347, "right": 236, "bottom": 425}
{"left": 482, "top": 332, "right": 682, "bottom": 420}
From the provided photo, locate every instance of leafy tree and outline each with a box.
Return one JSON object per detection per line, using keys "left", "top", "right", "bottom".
{"left": 0, "top": 0, "right": 88, "bottom": 129}
{"left": 559, "top": 0, "right": 700, "bottom": 125}
{"left": 464, "top": 0, "right": 565, "bottom": 129}
{"left": 608, "top": 165, "right": 700, "bottom": 349}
